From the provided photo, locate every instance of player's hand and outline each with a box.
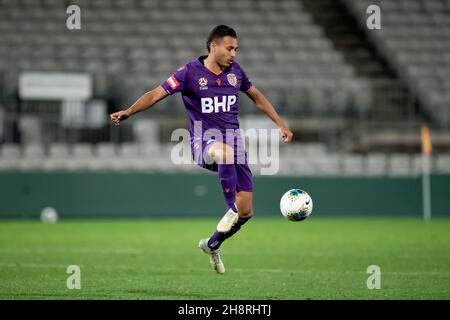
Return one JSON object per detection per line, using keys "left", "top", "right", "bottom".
{"left": 279, "top": 126, "right": 293, "bottom": 143}
{"left": 110, "top": 110, "right": 130, "bottom": 126}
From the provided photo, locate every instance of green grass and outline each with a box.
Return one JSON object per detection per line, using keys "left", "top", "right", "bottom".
{"left": 0, "top": 217, "right": 449, "bottom": 299}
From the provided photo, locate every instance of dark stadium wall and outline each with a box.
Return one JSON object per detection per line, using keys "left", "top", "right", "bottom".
{"left": 0, "top": 173, "right": 449, "bottom": 219}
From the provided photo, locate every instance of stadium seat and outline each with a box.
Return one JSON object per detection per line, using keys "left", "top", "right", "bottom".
{"left": 96, "top": 143, "right": 117, "bottom": 158}
{"left": 0, "top": 0, "right": 364, "bottom": 119}
{"left": 366, "top": 153, "right": 387, "bottom": 176}
{"left": 93, "top": 142, "right": 120, "bottom": 170}
{"left": 436, "top": 154, "right": 450, "bottom": 173}
{"left": 44, "top": 143, "right": 70, "bottom": 171}
{"left": 18, "top": 143, "right": 46, "bottom": 171}
{"left": 388, "top": 154, "right": 412, "bottom": 176}
{"left": 63, "top": 143, "right": 97, "bottom": 171}
{"left": 132, "top": 119, "right": 160, "bottom": 146}
{"left": 344, "top": 0, "right": 450, "bottom": 126}
{"left": 0, "top": 0, "right": 448, "bottom": 175}
{"left": 0, "top": 144, "right": 21, "bottom": 170}
{"left": 314, "top": 155, "right": 340, "bottom": 176}
{"left": 341, "top": 155, "right": 364, "bottom": 176}
{"left": 18, "top": 115, "right": 42, "bottom": 144}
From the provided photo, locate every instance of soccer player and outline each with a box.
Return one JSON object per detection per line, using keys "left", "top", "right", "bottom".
{"left": 110, "top": 25, "right": 293, "bottom": 274}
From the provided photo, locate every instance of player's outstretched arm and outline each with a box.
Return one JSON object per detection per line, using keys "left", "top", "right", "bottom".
{"left": 110, "top": 85, "right": 168, "bottom": 125}
{"left": 246, "top": 86, "right": 293, "bottom": 143}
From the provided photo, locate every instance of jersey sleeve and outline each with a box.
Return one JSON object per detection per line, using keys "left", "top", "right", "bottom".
{"left": 239, "top": 66, "right": 253, "bottom": 93}
{"left": 161, "top": 65, "right": 189, "bottom": 95}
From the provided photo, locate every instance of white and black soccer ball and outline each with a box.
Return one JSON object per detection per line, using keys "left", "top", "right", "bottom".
{"left": 280, "top": 189, "right": 313, "bottom": 222}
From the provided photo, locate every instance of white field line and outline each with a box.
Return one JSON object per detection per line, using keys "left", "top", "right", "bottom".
{"left": 0, "top": 247, "right": 448, "bottom": 260}
{"left": 0, "top": 247, "right": 340, "bottom": 257}
{"left": 0, "top": 247, "right": 142, "bottom": 254}
{"left": 0, "top": 262, "right": 449, "bottom": 277}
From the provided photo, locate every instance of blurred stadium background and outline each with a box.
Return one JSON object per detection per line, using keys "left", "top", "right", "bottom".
{"left": 0, "top": 0, "right": 449, "bottom": 218}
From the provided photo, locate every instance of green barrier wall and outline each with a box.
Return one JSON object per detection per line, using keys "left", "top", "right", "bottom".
{"left": 0, "top": 172, "right": 449, "bottom": 219}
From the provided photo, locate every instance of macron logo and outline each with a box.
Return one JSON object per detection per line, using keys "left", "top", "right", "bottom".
{"left": 167, "top": 76, "right": 180, "bottom": 90}
{"left": 201, "top": 95, "right": 236, "bottom": 113}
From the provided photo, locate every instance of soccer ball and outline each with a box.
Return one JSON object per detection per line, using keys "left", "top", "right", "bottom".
{"left": 280, "top": 189, "right": 313, "bottom": 221}
{"left": 40, "top": 207, "right": 58, "bottom": 223}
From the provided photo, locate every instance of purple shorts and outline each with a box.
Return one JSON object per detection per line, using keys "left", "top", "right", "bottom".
{"left": 191, "top": 138, "right": 253, "bottom": 192}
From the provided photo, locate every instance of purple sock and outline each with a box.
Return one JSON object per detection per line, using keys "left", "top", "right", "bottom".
{"left": 218, "top": 164, "right": 237, "bottom": 212}
{"left": 207, "top": 217, "right": 251, "bottom": 250}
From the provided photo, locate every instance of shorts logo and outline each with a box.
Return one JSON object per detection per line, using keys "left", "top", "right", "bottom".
{"left": 167, "top": 76, "right": 180, "bottom": 90}
{"left": 227, "top": 73, "right": 237, "bottom": 87}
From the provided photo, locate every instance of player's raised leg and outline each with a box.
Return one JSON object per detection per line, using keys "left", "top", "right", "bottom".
{"left": 198, "top": 238, "right": 225, "bottom": 274}
{"left": 234, "top": 190, "right": 254, "bottom": 230}
{"left": 207, "top": 141, "right": 239, "bottom": 232}
{"left": 198, "top": 190, "right": 253, "bottom": 274}
{"left": 207, "top": 191, "right": 253, "bottom": 248}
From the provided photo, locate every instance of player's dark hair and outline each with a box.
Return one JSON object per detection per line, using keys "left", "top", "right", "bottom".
{"left": 206, "top": 25, "right": 237, "bottom": 53}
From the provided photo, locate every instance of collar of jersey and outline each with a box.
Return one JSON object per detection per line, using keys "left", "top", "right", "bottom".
{"left": 197, "top": 55, "right": 231, "bottom": 77}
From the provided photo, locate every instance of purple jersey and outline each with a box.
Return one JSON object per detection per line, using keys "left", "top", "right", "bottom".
{"left": 161, "top": 55, "right": 252, "bottom": 145}
{"left": 161, "top": 55, "right": 254, "bottom": 191}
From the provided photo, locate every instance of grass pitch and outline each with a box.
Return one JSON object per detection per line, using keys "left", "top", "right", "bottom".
{"left": 0, "top": 217, "right": 449, "bottom": 299}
